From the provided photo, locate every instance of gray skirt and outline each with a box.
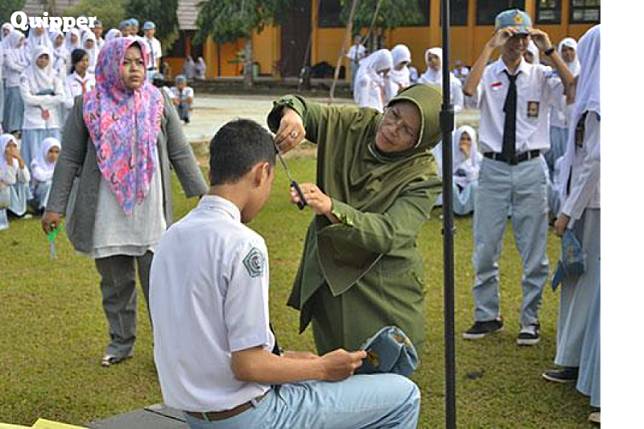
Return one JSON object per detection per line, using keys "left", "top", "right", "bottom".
{"left": 3, "top": 86, "right": 24, "bottom": 134}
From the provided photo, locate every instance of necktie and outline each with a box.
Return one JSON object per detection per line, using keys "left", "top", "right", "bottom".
{"left": 147, "top": 38, "right": 155, "bottom": 69}
{"left": 502, "top": 70, "right": 520, "bottom": 161}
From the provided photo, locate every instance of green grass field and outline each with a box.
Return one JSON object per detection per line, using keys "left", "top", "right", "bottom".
{"left": 0, "top": 156, "right": 593, "bottom": 428}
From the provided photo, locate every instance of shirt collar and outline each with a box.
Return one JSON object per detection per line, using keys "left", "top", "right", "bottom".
{"left": 494, "top": 57, "right": 530, "bottom": 77}
{"left": 198, "top": 195, "right": 241, "bottom": 223}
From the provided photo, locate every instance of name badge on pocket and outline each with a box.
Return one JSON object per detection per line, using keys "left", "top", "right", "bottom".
{"left": 527, "top": 101, "right": 539, "bottom": 118}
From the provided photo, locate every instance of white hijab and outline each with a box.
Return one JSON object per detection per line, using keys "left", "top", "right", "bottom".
{"left": 452, "top": 125, "right": 481, "bottom": 187}
{"left": 389, "top": 44, "right": 411, "bottom": 85}
{"left": 418, "top": 47, "right": 459, "bottom": 87}
{"left": 27, "top": 26, "right": 53, "bottom": 55}
{"left": 526, "top": 40, "right": 540, "bottom": 65}
{"left": 23, "top": 45, "right": 57, "bottom": 94}
{"left": 105, "top": 29, "right": 122, "bottom": 42}
{"left": 64, "top": 29, "right": 81, "bottom": 52}
{"left": 5, "top": 31, "right": 29, "bottom": 68}
{"left": 31, "top": 137, "right": 61, "bottom": 178}
{"left": 558, "top": 37, "right": 581, "bottom": 77}
{"left": 0, "top": 134, "right": 19, "bottom": 172}
{"left": 49, "top": 30, "right": 68, "bottom": 75}
{"left": 1, "top": 23, "right": 14, "bottom": 49}
{"left": 559, "top": 25, "right": 600, "bottom": 200}
{"left": 82, "top": 31, "right": 98, "bottom": 71}
{"left": 355, "top": 49, "right": 393, "bottom": 88}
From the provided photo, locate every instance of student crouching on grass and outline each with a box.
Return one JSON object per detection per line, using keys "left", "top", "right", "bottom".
{"left": 149, "top": 118, "right": 421, "bottom": 429}
{"left": 0, "top": 134, "right": 31, "bottom": 229}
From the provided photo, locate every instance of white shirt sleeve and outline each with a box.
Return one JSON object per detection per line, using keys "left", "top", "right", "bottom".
{"left": 224, "top": 240, "right": 272, "bottom": 353}
{"left": 451, "top": 78, "right": 464, "bottom": 113}
{"left": 561, "top": 112, "right": 600, "bottom": 222}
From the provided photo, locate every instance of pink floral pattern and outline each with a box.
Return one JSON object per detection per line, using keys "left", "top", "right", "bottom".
{"left": 83, "top": 37, "right": 163, "bottom": 216}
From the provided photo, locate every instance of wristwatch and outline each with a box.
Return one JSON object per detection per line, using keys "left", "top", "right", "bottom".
{"left": 544, "top": 46, "right": 555, "bottom": 56}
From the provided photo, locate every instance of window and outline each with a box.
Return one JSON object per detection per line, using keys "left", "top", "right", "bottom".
{"left": 448, "top": 0, "right": 469, "bottom": 26}
{"left": 318, "top": 0, "right": 343, "bottom": 28}
{"left": 570, "top": 0, "right": 600, "bottom": 24}
{"left": 476, "top": 0, "right": 526, "bottom": 26}
{"left": 408, "top": 0, "right": 431, "bottom": 27}
{"left": 168, "top": 31, "right": 202, "bottom": 58}
{"left": 536, "top": 0, "right": 561, "bottom": 24}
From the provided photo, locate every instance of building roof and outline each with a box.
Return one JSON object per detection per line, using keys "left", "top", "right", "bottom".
{"left": 22, "top": 0, "right": 80, "bottom": 16}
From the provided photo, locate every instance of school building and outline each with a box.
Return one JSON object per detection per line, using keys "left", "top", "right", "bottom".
{"left": 171, "top": 0, "right": 601, "bottom": 80}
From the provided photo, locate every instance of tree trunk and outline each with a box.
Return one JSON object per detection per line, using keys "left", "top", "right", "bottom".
{"left": 243, "top": 38, "right": 253, "bottom": 88}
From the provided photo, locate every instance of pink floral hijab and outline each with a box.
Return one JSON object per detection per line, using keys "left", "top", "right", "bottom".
{"left": 83, "top": 36, "right": 164, "bottom": 216}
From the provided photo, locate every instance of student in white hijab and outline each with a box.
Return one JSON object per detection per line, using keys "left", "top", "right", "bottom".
{"left": 543, "top": 26, "right": 600, "bottom": 424}
{"left": 19, "top": 46, "right": 65, "bottom": 168}
{"left": 385, "top": 44, "right": 412, "bottom": 102}
{"left": 64, "top": 29, "right": 81, "bottom": 59}
{"left": 182, "top": 55, "right": 196, "bottom": 80}
{"left": 49, "top": 29, "right": 68, "bottom": 79}
{"left": 418, "top": 47, "right": 464, "bottom": 112}
{"left": 81, "top": 31, "right": 98, "bottom": 75}
{"left": 545, "top": 37, "right": 582, "bottom": 179}
{"left": 353, "top": 49, "right": 393, "bottom": 112}
{"left": 431, "top": 125, "right": 481, "bottom": 215}
{"left": 93, "top": 20, "right": 105, "bottom": 51}
{"left": 3, "top": 31, "right": 29, "bottom": 134}
{"left": 26, "top": 24, "right": 53, "bottom": 56}
{"left": 1, "top": 23, "right": 14, "bottom": 48}
{"left": 195, "top": 56, "right": 207, "bottom": 80}
{"left": 524, "top": 40, "right": 540, "bottom": 64}
{"left": 29, "top": 136, "right": 60, "bottom": 211}
{"left": 104, "top": 29, "right": 122, "bottom": 42}
{"left": 0, "top": 133, "right": 31, "bottom": 228}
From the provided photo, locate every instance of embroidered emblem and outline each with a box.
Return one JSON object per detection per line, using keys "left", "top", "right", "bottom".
{"left": 514, "top": 13, "right": 524, "bottom": 25}
{"left": 527, "top": 101, "right": 540, "bottom": 118}
{"left": 243, "top": 247, "right": 265, "bottom": 278}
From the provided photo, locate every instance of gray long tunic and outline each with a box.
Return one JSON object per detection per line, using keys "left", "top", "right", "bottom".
{"left": 47, "top": 93, "right": 208, "bottom": 254}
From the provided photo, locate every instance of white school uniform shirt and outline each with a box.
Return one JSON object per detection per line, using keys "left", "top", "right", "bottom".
{"left": 346, "top": 43, "right": 366, "bottom": 63}
{"left": 170, "top": 86, "right": 194, "bottom": 103}
{"left": 4, "top": 32, "right": 29, "bottom": 87}
{"left": 144, "top": 36, "right": 162, "bottom": 70}
{"left": 63, "top": 72, "right": 96, "bottom": 118}
{"left": 477, "top": 57, "right": 557, "bottom": 154}
{"left": 150, "top": 195, "right": 274, "bottom": 412}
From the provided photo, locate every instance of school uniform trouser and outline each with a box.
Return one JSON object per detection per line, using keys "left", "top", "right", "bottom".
{"left": 555, "top": 209, "right": 600, "bottom": 369}
{"left": 94, "top": 252, "right": 153, "bottom": 358}
{"left": 545, "top": 125, "right": 568, "bottom": 178}
{"left": 472, "top": 156, "right": 549, "bottom": 328}
{"left": 183, "top": 374, "right": 420, "bottom": 429}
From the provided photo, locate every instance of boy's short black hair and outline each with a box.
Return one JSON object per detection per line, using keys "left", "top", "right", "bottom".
{"left": 209, "top": 119, "right": 276, "bottom": 186}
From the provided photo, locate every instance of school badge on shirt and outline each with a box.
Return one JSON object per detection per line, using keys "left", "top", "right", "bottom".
{"left": 527, "top": 101, "right": 540, "bottom": 118}
{"left": 243, "top": 247, "right": 265, "bottom": 278}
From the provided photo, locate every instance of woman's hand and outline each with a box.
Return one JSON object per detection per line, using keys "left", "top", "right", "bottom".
{"left": 291, "top": 183, "right": 332, "bottom": 216}
{"left": 274, "top": 107, "right": 305, "bottom": 153}
{"left": 41, "top": 211, "right": 63, "bottom": 235}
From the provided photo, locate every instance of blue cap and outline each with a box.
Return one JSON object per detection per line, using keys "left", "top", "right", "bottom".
{"left": 551, "top": 229, "right": 586, "bottom": 291}
{"left": 358, "top": 326, "right": 418, "bottom": 378}
{"left": 175, "top": 74, "right": 187, "bottom": 84}
{"left": 129, "top": 18, "right": 140, "bottom": 28}
{"left": 143, "top": 21, "right": 155, "bottom": 31}
{"left": 495, "top": 9, "right": 532, "bottom": 35}
{"left": 118, "top": 20, "right": 130, "bottom": 30}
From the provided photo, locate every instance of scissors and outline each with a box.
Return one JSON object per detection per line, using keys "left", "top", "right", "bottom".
{"left": 273, "top": 142, "right": 307, "bottom": 210}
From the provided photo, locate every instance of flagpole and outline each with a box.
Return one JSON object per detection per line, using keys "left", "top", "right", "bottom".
{"left": 440, "top": 0, "right": 457, "bottom": 427}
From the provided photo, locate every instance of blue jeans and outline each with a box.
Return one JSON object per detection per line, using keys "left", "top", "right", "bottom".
{"left": 184, "top": 374, "right": 420, "bottom": 429}
{"left": 472, "top": 156, "right": 549, "bottom": 327}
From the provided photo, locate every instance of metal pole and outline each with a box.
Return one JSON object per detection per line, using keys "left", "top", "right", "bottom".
{"left": 440, "top": 0, "right": 456, "bottom": 428}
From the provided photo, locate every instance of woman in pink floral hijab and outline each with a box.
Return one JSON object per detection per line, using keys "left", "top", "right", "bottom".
{"left": 42, "top": 37, "right": 208, "bottom": 367}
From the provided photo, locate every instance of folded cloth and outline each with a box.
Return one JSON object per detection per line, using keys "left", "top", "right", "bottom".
{"left": 552, "top": 228, "right": 586, "bottom": 291}
{"left": 358, "top": 326, "right": 419, "bottom": 378}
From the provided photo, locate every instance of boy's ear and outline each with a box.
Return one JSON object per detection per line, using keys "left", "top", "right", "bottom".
{"left": 252, "top": 162, "right": 271, "bottom": 186}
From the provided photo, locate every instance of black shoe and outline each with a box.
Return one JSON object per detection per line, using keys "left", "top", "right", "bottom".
{"left": 463, "top": 318, "right": 504, "bottom": 340}
{"left": 542, "top": 366, "right": 579, "bottom": 383}
{"left": 517, "top": 323, "right": 540, "bottom": 346}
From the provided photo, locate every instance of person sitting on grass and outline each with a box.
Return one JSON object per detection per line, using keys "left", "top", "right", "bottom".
{"left": 29, "top": 136, "right": 60, "bottom": 214}
{"left": 0, "top": 134, "right": 31, "bottom": 229}
{"left": 170, "top": 74, "right": 193, "bottom": 124}
{"left": 149, "top": 118, "right": 421, "bottom": 429}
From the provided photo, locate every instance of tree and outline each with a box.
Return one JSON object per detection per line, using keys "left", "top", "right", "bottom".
{"left": 0, "top": 0, "right": 26, "bottom": 26}
{"left": 125, "top": 0, "right": 179, "bottom": 50}
{"left": 340, "top": 0, "right": 424, "bottom": 51}
{"left": 195, "top": 0, "right": 295, "bottom": 88}
{"left": 65, "top": 0, "right": 126, "bottom": 32}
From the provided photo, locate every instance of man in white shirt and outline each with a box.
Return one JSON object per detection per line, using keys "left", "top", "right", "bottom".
{"left": 170, "top": 75, "right": 194, "bottom": 124}
{"left": 462, "top": 9, "right": 573, "bottom": 346}
{"left": 150, "top": 119, "right": 421, "bottom": 429}
{"left": 143, "top": 21, "right": 162, "bottom": 81}
{"left": 345, "top": 35, "right": 366, "bottom": 94}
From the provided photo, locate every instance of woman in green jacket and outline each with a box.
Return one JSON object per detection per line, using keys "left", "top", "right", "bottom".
{"left": 268, "top": 84, "right": 442, "bottom": 356}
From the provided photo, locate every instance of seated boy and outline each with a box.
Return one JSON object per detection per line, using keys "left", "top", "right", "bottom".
{"left": 170, "top": 74, "right": 193, "bottom": 124}
{"left": 149, "top": 119, "right": 421, "bottom": 428}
